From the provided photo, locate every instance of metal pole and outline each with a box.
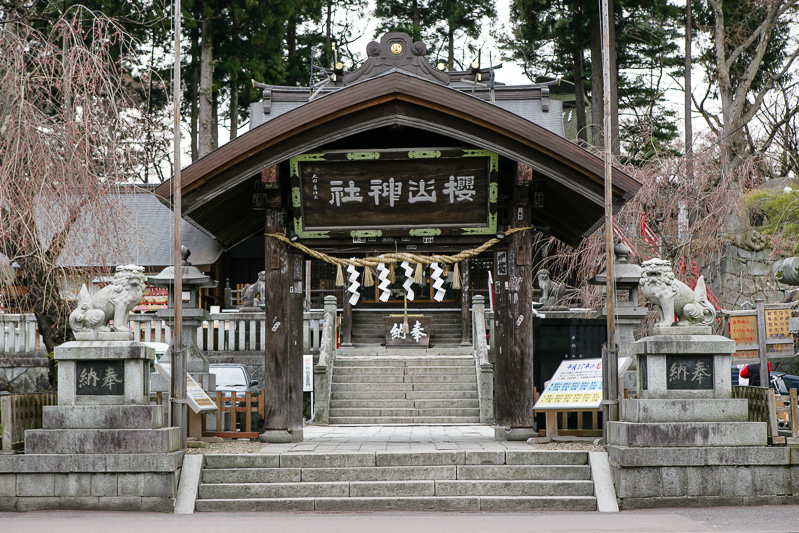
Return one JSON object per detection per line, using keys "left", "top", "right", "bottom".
{"left": 171, "top": 0, "right": 186, "bottom": 448}
{"left": 601, "top": 0, "right": 619, "bottom": 443}
{"left": 756, "top": 299, "right": 768, "bottom": 388}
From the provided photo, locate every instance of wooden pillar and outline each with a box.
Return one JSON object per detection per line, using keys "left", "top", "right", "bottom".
{"left": 261, "top": 209, "right": 304, "bottom": 441}
{"left": 340, "top": 290, "right": 353, "bottom": 346}
{"left": 460, "top": 259, "right": 471, "bottom": 345}
{"left": 493, "top": 187, "right": 535, "bottom": 437}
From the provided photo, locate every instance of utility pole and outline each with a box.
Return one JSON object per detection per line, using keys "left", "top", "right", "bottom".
{"left": 601, "top": 0, "right": 619, "bottom": 443}
{"left": 171, "top": 0, "right": 187, "bottom": 449}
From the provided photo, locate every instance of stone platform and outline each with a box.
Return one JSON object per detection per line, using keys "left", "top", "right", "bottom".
{"left": 0, "top": 339, "right": 184, "bottom": 512}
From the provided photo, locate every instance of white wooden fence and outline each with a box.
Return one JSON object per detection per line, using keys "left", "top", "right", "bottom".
{"left": 0, "top": 310, "right": 326, "bottom": 355}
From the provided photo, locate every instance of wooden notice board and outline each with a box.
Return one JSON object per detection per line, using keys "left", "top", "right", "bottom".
{"left": 725, "top": 304, "right": 794, "bottom": 363}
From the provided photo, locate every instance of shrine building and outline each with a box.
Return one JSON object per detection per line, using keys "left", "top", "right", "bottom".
{"left": 154, "top": 32, "right": 641, "bottom": 440}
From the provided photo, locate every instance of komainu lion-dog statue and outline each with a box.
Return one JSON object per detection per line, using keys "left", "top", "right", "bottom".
{"left": 69, "top": 264, "right": 146, "bottom": 333}
{"left": 639, "top": 258, "right": 716, "bottom": 328}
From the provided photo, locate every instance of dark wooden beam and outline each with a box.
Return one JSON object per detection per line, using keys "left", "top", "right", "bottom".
{"left": 494, "top": 186, "right": 535, "bottom": 430}
{"left": 262, "top": 209, "right": 303, "bottom": 437}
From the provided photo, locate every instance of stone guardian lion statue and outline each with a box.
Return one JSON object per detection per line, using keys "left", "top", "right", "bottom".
{"left": 639, "top": 258, "right": 715, "bottom": 328}
{"left": 240, "top": 271, "right": 266, "bottom": 308}
{"left": 536, "top": 268, "right": 565, "bottom": 307}
{"left": 69, "top": 264, "right": 146, "bottom": 333}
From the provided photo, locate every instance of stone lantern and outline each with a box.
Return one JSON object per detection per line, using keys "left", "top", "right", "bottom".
{"left": 148, "top": 246, "right": 218, "bottom": 374}
{"left": 592, "top": 243, "right": 649, "bottom": 392}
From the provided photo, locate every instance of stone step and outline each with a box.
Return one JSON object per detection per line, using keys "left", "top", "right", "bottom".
{"left": 202, "top": 450, "right": 590, "bottom": 470}
{"left": 201, "top": 478, "right": 593, "bottom": 500}
{"left": 331, "top": 391, "right": 479, "bottom": 401}
{"left": 330, "top": 383, "right": 479, "bottom": 392}
{"left": 336, "top": 347, "right": 472, "bottom": 357}
{"left": 330, "top": 399, "right": 479, "bottom": 409}
{"left": 332, "top": 366, "right": 475, "bottom": 375}
{"left": 334, "top": 358, "right": 472, "bottom": 367}
{"left": 195, "top": 496, "right": 597, "bottom": 512}
{"left": 199, "top": 482, "right": 349, "bottom": 499}
{"left": 328, "top": 416, "right": 482, "bottom": 424}
{"left": 202, "top": 464, "right": 591, "bottom": 483}
{"left": 332, "top": 374, "right": 477, "bottom": 384}
{"left": 328, "top": 408, "right": 480, "bottom": 418}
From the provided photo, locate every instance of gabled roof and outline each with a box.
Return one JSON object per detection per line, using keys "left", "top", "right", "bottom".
{"left": 0, "top": 187, "right": 222, "bottom": 269}
{"left": 154, "top": 69, "right": 640, "bottom": 249}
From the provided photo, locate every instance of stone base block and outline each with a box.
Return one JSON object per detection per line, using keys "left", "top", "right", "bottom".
{"left": 608, "top": 444, "right": 799, "bottom": 507}
{"left": 607, "top": 421, "right": 767, "bottom": 447}
{"left": 0, "top": 451, "right": 183, "bottom": 513}
{"left": 621, "top": 399, "right": 749, "bottom": 423}
{"left": 43, "top": 405, "right": 165, "bottom": 430}
{"left": 259, "top": 429, "right": 303, "bottom": 443}
{"left": 494, "top": 427, "right": 538, "bottom": 441}
{"left": 25, "top": 428, "right": 181, "bottom": 454}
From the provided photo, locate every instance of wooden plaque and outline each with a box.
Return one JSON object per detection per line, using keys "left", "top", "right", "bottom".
{"left": 383, "top": 316, "right": 433, "bottom": 347}
{"left": 290, "top": 148, "right": 498, "bottom": 239}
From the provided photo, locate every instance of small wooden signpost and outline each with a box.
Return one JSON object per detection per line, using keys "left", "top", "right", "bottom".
{"left": 384, "top": 315, "right": 432, "bottom": 347}
{"left": 724, "top": 302, "right": 793, "bottom": 363}
{"left": 533, "top": 357, "right": 631, "bottom": 441}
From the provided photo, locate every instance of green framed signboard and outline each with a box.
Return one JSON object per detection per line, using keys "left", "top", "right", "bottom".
{"left": 290, "top": 148, "right": 498, "bottom": 239}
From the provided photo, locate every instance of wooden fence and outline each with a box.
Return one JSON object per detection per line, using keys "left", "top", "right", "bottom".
{"left": 732, "top": 385, "right": 799, "bottom": 445}
{"left": 204, "top": 391, "right": 265, "bottom": 439}
{"left": 0, "top": 392, "right": 57, "bottom": 451}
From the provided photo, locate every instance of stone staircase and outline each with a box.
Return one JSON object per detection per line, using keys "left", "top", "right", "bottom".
{"left": 329, "top": 353, "right": 480, "bottom": 424}
{"left": 351, "top": 310, "right": 465, "bottom": 346}
{"left": 195, "top": 450, "right": 598, "bottom": 512}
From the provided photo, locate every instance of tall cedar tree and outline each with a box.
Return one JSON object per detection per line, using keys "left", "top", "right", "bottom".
{"left": 504, "top": 0, "right": 682, "bottom": 161}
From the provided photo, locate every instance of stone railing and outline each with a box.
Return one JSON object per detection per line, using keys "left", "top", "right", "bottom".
{"left": 0, "top": 314, "right": 44, "bottom": 355}
{"left": 471, "top": 295, "right": 494, "bottom": 424}
{"left": 313, "top": 296, "right": 338, "bottom": 424}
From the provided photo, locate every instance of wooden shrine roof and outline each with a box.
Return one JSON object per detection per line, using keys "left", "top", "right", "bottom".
{"left": 154, "top": 70, "right": 641, "bottom": 250}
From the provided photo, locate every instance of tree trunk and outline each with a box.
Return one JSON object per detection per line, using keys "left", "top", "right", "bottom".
{"left": 572, "top": 1, "right": 587, "bottom": 144}
{"left": 685, "top": 0, "right": 693, "bottom": 179}
{"left": 198, "top": 17, "right": 214, "bottom": 158}
{"left": 608, "top": 0, "right": 619, "bottom": 156}
{"left": 20, "top": 258, "right": 71, "bottom": 387}
{"left": 325, "top": 0, "right": 332, "bottom": 66}
{"left": 590, "top": 14, "right": 603, "bottom": 149}
{"left": 447, "top": 26, "right": 455, "bottom": 71}
{"left": 589, "top": 2, "right": 619, "bottom": 155}
{"left": 190, "top": 29, "right": 199, "bottom": 162}
{"left": 212, "top": 89, "right": 218, "bottom": 150}
{"left": 286, "top": 16, "right": 297, "bottom": 86}
{"left": 230, "top": 76, "right": 238, "bottom": 140}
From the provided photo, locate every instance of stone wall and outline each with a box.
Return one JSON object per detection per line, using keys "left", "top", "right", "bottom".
{"left": 708, "top": 244, "right": 789, "bottom": 309}
{"left": 0, "top": 356, "right": 52, "bottom": 394}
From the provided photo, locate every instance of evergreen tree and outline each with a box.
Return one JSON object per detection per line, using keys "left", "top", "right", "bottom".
{"left": 504, "top": 0, "right": 682, "bottom": 161}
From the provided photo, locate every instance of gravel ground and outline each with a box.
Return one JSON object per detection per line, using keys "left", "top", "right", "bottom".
{"left": 186, "top": 440, "right": 267, "bottom": 454}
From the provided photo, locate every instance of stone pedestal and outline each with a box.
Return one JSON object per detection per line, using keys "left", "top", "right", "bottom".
{"left": 633, "top": 334, "right": 734, "bottom": 400}
{"left": 606, "top": 333, "right": 779, "bottom": 509}
{"left": 1, "top": 338, "right": 183, "bottom": 512}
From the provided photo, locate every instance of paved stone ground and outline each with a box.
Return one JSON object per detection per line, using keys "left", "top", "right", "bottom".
{"left": 188, "top": 425, "right": 604, "bottom": 454}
